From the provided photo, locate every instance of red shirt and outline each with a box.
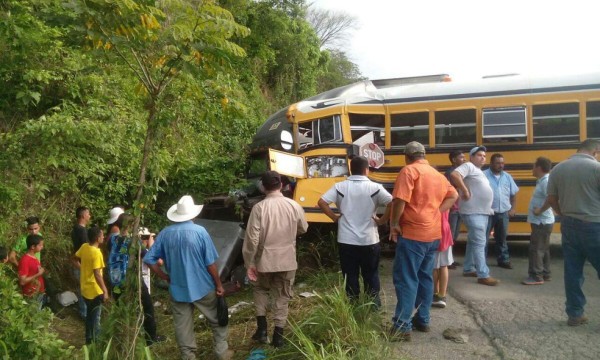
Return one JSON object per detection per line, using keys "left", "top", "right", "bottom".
{"left": 18, "top": 254, "right": 45, "bottom": 297}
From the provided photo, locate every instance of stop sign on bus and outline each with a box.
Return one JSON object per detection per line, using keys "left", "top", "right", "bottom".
{"left": 359, "top": 143, "right": 385, "bottom": 169}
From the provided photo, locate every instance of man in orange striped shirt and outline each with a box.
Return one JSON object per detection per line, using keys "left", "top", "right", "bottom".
{"left": 389, "top": 141, "right": 458, "bottom": 341}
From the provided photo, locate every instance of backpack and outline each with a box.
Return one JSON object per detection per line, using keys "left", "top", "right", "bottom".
{"left": 108, "top": 234, "right": 131, "bottom": 289}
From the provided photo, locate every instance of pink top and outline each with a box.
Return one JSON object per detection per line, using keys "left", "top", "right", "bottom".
{"left": 439, "top": 210, "right": 453, "bottom": 252}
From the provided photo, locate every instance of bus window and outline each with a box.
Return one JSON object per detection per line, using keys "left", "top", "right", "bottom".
{"left": 434, "top": 109, "right": 476, "bottom": 146}
{"left": 482, "top": 106, "right": 527, "bottom": 142}
{"left": 298, "top": 115, "right": 343, "bottom": 148}
{"left": 307, "top": 156, "right": 349, "bottom": 178}
{"left": 391, "top": 112, "right": 429, "bottom": 147}
{"left": 349, "top": 113, "right": 385, "bottom": 144}
{"left": 533, "top": 103, "right": 579, "bottom": 142}
{"left": 586, "top": 101, "right": 600, "bottom": 138}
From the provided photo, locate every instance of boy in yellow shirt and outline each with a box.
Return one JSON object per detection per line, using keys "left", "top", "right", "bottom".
{"left": 75, "top": 226, "right": 109, "bottom": 345}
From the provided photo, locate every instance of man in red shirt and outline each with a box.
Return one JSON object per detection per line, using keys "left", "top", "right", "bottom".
{"left": 18, "top": 234, "right": 46, "bottom": 307}
{"left": 389, "top": 142, "right": 458, "bottom": 341}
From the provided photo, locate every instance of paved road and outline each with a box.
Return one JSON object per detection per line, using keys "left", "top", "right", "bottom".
{"left": 380, "top": 241, "right": 600, "bottom": 360}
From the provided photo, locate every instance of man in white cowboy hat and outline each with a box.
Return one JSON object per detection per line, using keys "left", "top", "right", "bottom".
{"left": 144, "top": 195, "right": 232, "bottom": 360}
{"left": 243, "top": 171, "right": 308, "bottom": 347}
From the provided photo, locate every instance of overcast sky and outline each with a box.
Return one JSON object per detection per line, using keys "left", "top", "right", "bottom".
{"left": 314, "top": 0, "right": 599, "bottom": 81}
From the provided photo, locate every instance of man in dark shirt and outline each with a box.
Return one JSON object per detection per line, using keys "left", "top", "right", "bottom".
{"left": 71, "top": 206, "right": 91, "bottom": 319}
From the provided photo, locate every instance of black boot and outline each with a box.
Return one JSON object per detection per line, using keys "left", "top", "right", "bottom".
{"left": 252, "top": 316, "right": 268, "bottom": 343}
{"left": 272, "top": 326, "right": 284, "bottom": 348}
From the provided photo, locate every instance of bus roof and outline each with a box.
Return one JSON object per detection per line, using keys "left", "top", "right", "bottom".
{"left": 294, "top": 72, "right": 600, "bottom": 115}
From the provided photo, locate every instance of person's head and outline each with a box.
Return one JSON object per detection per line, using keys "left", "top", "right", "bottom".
{"left": 87, "top": 226, "right": 104, "bottom": 245}
{"left": 118, "top": 213, "right": 134, "bottom": 235}
{"left": 449, "top": 150, "right": 466, "bottom": 168}
{"left": 404, "top": 141, "right": 426, "bottom": 163}
{"left": 261, "top": 171, "right": 282, "bottom": 192}
{"left": 0, "top": 246, "right": 8, "bottom": 263}
{"left": 26, "top": 234, "right": 44, "bottom": 253}
{"left": 469, "top": 146, "right": 487, "bottom": 168}
{"left": 76, "top": 206, "right": 91, "bottom": 224}
{"left": 25, "top": 216, "right": 40, "bottom": 235}
{"left": 350, "top": 156, "right": 369, "bottom": 176}
{"left": 533, "top": 156, "right": 552, "bottom": 178}
{"left": 490, "top": 153, "right": 505, "bottom": 174}
{"left": 167, "top": 195, "right": 204, "bottom": 222}
{"left": 106, "top": 207, "right": 125, "bottom": 226}
{"left": 577, "top": 139, "right": 600, "bottom": 157}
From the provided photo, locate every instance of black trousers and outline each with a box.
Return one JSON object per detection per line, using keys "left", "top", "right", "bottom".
{"left": 338, "top": 242, "right": 381, "bottom": 304}
{"left": 113, "top": 282, "right": 157, "bottom": 342}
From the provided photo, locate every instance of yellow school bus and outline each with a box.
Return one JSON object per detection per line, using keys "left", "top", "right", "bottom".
{"left": 249, "top": 72, "right": 600, "bottom": 237}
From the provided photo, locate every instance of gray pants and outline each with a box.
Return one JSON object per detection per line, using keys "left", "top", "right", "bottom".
{"left": 253, "top": 270, "right": 295, "bottom": 328}
{"left": 171, "top": 291, "right": 229, "bottom": 360}
{"left": 529, "top": 223, "right": 553, "bottom": 279}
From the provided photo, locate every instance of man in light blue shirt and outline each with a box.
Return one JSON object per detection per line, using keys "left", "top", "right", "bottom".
{"left": 483, "top": 153, "right": 519, "bottom": 269}
{"left": 522, "top": 157, "right": 555, "bottom": 285}
{"left": 145, "top": 195, "right": 232, "bottom": 360}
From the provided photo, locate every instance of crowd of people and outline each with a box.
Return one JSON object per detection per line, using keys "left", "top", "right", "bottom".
{"left": 2, "top": 138, "right": 600, "bottom": 358}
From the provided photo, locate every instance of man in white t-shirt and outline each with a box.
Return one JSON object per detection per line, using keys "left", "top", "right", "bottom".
{"left": 450, "top": 146, "right": 499, "bottom": 286}
{"left": 318, "top": 156, "right": 392, "bottom": 306}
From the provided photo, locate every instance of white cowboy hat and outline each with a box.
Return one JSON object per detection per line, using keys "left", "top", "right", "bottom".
{"left": 167, "top": 195, "right": 203, "bottom": 222}
{"left": 106, "top": 207, "right": 125, "bottom": 225}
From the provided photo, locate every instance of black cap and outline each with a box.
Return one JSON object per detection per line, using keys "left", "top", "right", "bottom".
{"left": 261, "top": 171, "right": 282, "bottom": 191}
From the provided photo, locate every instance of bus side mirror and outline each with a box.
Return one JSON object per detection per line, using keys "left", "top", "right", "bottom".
{"left": 280, "top": 130, "right": 293, "bottom": 150}
{"left": 347, "top": 144, "right": 360, "bottom": 158}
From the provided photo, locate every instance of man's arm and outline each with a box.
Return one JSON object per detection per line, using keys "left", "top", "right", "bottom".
{"left": 545, "top": 195, "right": 561, "bottom": 216}
{"left": 19, "top": 266, "right": 44, "bottom": 286}
{"left": 439, "top": 191, "right": 459, "bottom": 213}
{"left": 374, "top": 203, "right": 392, "bottom": 225}
{"left": 93, "top": 268, "right": 109, "bottom": 302}
{"left": 207, "top": 263, "right": 224, "bottom": 296}
{"left": 509, "top": 195, "right": 517, "bottom": 217}
{"left": 317, "top": 198, "right": 341, "bottom": 223}
{"left": 72, "top": 255, "right": 81, "bottom": 269}
{"left": 450, "top": 171, "right": 470, "bottom": 200}
{"left": 390, "top": 199, "right": 406, "bottom": 243}
{"left": 8, "top": 250, "right": 18, "bottom": 267}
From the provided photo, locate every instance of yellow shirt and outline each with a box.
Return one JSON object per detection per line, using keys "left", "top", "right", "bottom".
{"left": 76, "top": 243, "right": 105, "bottom": 300}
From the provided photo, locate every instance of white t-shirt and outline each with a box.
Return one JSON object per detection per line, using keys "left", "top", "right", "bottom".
{"left": 321, "top": 175, "right": 393, "bottom": 245}
{"left": 453, "top": 162, "right": 494, "bottom": 215}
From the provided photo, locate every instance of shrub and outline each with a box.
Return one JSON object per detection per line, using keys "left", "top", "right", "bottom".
{"left": 0, "top": 266, "right": 73, "bottom": 359}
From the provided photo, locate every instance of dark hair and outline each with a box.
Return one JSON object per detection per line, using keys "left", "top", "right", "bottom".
{"left": 0, "top": 246, "right": 7, "bottom": 261}
{"left": 87, "top": 226, "right": 103, "bottom": 244}
{"left": 490, "top": 153, "right": 504, "bottom": 163}
{"left": 119, "top": 213, "right": 134, "bottom": 233}
{"left": 26, "top": 234, "right": 43, "bottom": 249}
{"left": 76, "top": 206, "right": 89, "bottom": 220}
{"left": 25, "top": 216, "right": 39, "bottom": 226}
{"left": 535, "top": 157, "right": 552, "bottom": 173}
{"left": 578, "top": 139, "right": 600, "bottom": 153}
{"left": 350, "top": 156, "right": 369, "bottom": 175}
{"left": 448, "top": 150, "right": 463, "bottom": 163}
{"left": 261, "top": 171, "right": 282, "bottom": 192}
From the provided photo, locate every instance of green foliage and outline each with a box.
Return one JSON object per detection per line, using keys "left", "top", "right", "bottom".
{"left": 0, "top": 266, "right": 73, "bottom": 358}
{"left": 274, "top": 276, "right": 390, "bottom": 359}
{"left": 317, "top": 49, "right": 365, "bottom": 93}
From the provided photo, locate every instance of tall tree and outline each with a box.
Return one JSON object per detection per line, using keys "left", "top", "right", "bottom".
{"left": 306, "top": 6, "right": 358, "bottom": 49}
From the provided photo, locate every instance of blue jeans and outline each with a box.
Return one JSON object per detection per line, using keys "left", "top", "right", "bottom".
{"left": 462, "top": 214, "right": 490, "bottom": 278}
{"left": 73, "top": 267, "right": 87, "bottom": 319}
{"left": 561, "top": 216, "right": 600, "bottom": 318}
{"left": 449, "top": 210, "right": 461, "bottom": 242}
{"left": 487, "top": 212, "right": 510, "bottom": 264}
{"left": 338, "top": 243, "right": 381, "bottom": 307}
{"left": 84, "top": 295, "right": 103, "bottom": 344}
{"left": 392, "top": 236, "right": 439, "bottom": 333}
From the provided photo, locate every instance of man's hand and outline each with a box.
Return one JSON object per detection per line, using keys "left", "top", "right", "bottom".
{"left": 390, "top": 224, "right": 402, "bottom": 243}
{"left": 216, "top": 285, "right": 225, "bottom": 297}
{"left": 508, "top": 209, "right": 516, "bottom": 217}
{"left": 373, "top": 215, "right": 386, "bottom": 226}
{"left": 37, "top": 267, "right": 45, "bottom": 276}
{"left": 247, "top": 266, "right": 258, "bottom": 282}
{"left": 332, "top": 214, "right": 341, "bottom": 222}
{"left": 460, "top": 188, "right": 471, "bottom": 201}
{"left": 533, "top": 207, "right": 542, "bottom": 216}
{"left": 102, "top": 292, "right": 110, "bottom": 303}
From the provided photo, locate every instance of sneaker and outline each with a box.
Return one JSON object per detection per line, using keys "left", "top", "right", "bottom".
{"left": 477, "top": 277, "right": 499, "bottom": 286}
{"left": 543, "top": 275, "right": 552, "bottom": 281}
{"left": 463, "top": 271, "right": 477, "bottom": 277}
{"left": 432, "top": 295, "right": 447, "bottom": 308}
{"left": 389, "top": 327, "right": 411, "bottom": 342}
{"left": 567, "top": 316, "right": 588, "bottom": 327}
{"left": 521, "top": 277, "right": 544, "bottom": 285}
{"left": 412, "top": 319, "right": 430, "bottom": 332}
{"left": 498, "top": 262, "right": 513, "bottom": 269}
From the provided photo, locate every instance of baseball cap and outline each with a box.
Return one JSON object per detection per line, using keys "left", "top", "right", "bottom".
{"left": 469, "top": 146, "right": 487, "bottom": 157}
{"left": 261, "top": 171, "right": 282, "bottom": 191}
{"left": 405, "top": 141, "right": 426, "bottom": 155}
